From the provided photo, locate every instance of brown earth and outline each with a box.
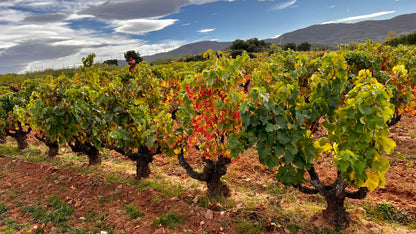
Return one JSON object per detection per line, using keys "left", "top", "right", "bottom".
{"left": 0, "top": 117, "right": 415, "bottom": 233}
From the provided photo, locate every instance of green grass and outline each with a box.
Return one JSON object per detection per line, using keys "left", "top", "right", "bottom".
{"left": 122, "top": 203, "right": 145, "bottom": 219}
{"left": 21, "top": 194, "right": 74, "bottom": 229}
{"left": 365, "top": 201, "right": 415, "bottom": 225}
{"left": 136, "top": 178, "right": 186, "bottom": 197}
{"left": 0, "top": 218, "right": 22, "bottom": 232}
{"left": 0, "top": 202, "right": 9, "bottom": 214}
{"left": 152, "top": 211, "right": 184, "bottom": 229}
{"left": 234, "top": 217, "right": 264, "bottom": 234}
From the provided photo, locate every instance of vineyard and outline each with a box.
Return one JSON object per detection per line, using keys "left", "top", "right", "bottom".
{"left": 1, "top": 41, "right": 416, "bottom": 233}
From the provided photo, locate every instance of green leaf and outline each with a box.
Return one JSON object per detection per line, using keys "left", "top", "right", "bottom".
{"left": 146, "top": 134, "right": 156, "bottom": 147}
{"left": 358, "top": 105, "right": 374, "bottom": 115}
{"left": 277, "top": 131, "right": 291, "bottom": 145}
{"left": 265, "top": 123, "right": 279, "bottom": 132}
{"left": 275, "top": 164, "right": 306, "bottom": 186}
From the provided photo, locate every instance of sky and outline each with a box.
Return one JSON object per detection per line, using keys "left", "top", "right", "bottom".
{"left": 0, "top": 0, "right": 415, "bottom": 74}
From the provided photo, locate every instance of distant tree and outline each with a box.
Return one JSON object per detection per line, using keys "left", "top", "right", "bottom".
{"left": 384, "top": 31, "right": 396, "bottom": 42}
{"left": 230, "top": 50, "right": 244, "bottom": 59}
{"left": 297, "top": 41, "right": 311, "bottom": 51}
{"left": 104, "top": 59, "right": 118, "bottom": 66}
{"left": 124, "top": 50, "right": 143, "bottom": 64}
{"left": 345, "top": 42, "right": 360, "bottom": 50}
{"left": 230, "top": 39, "right": 248, "bottom": 51}
{"left": 179, "top": 53, "right": 208, "bottom": 62}
{"left": 385, "top": 31, "right": 416, "bottom": 46}
{"left": 282, "top": 42, "right": 296, "bottom": 51}
{"left": 230, "top": 38, "right": 269, "bottom": 53}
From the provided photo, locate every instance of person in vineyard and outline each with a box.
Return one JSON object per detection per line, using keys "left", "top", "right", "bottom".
{"left": 128, "top": 57, "right": 136, "bottom": 72}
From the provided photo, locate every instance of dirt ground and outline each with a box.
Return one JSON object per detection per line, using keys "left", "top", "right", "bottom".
{"left": 0, "top": 117, "right": 415, "bottom": 233}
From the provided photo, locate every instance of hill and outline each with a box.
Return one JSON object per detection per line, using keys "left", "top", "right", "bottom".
{"left": 142, "top": 13, "right": 416, "bottom": 62}
{"left": 266, "top": 13, "right": 416, "bottom": 46}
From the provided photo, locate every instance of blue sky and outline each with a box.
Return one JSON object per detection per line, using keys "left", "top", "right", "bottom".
{"left": 0, "top": 0, "right": 415, "bottom": 74}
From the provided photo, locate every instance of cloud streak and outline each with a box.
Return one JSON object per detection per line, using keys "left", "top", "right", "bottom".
{"left": 322, "top": 11, "right": 396, "bottom": 24}
{"left": 198, "top": 28, "right": 215, "bottom": 33}
{"left": 272, "top": 0, "right": 296, "bottom": 10}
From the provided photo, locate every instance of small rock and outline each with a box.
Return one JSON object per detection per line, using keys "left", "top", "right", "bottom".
{"left": 117, "top": 184, "right": 123, "bottom": 189}
{"left": 79, "top": 217, "right": 85, "bottom": 220}
{"left": 205, "top": 209, "right": 214, "bottom": 219}
{"left": 200, "top": 221, "right": 205, "bottom": 226}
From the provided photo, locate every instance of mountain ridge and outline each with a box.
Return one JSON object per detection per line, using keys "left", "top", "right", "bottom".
{"left": 143, "top": 13, "right": 416, "bottom": 62}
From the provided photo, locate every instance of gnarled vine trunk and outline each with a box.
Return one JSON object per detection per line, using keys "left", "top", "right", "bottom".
{"left": 0, "top": 136, "right": 6, "bottom": 144}
{"left": 103, "top": 144, "right": 159, "bottom": 179}
{"left": 295, "top": 167, "right": 369, "bottom": 229}
{"left": 178, "top": 151, "right": 231, "bottom": 198}
{"left": 68, "top": 140, "right": 101, "bottom": 165}
{"left": 35, "top": 134, "right": 59, "bottom": 159}
{"left": 7, "top": 123, "right": 31, "bottom": 151}
{"left": 133, "top": 146, "right": 158, "bottom": 179}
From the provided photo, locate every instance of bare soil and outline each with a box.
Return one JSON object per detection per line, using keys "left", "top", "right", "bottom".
{"left": 0, "top": 117, "right": 415, "bottom": 233}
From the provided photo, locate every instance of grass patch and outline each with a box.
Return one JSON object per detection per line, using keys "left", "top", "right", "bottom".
{"left": 234, "top": 216, "right": 264, "bottom": 234}
{"left": 21, "top": 194, "right": 73, "bottom": 229}
{"left": 152, "top": 211, "right": 183, "bottom": 229}
{"left": 365, "top": 201, "right": 415, "bottom": 225}
{"left": 122, "top": 203, "right": 145, "bottom": 219}
{"left": 0, "top": 218, "right": 22, "bottom": 231}
{"left": 84, "top": 209, "right": 114, "bottom": 232}
{"left": 0, "top": 141, "right": 20, "bottom": 157}
{"left": 68, "top": 227, "right": 89, "bottom": 234}
{"left": 136, "top": 179, "right": 186, "bottom": 197}
{"left": 0, "top": 202, "right": 9, "bottom": 214}
{"left": 197, "top": 196, "right": 235, "bottom": 210}
{"left": 0, "top": 172, "right": 7, "bottom": 179}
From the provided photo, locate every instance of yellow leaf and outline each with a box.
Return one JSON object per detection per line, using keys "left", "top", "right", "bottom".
{"left": 173, "top": 148, "right": 181, "bottom": 155}
{"left": 381, "top": 136, "right": 396, "bottom": 154}
{"left": 363, "top": 171, "right": 380, "bottom": 191}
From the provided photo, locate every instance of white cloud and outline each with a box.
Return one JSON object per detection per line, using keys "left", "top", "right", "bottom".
{"left": 198, "top": 28, "right": 215, "bottom": 33}
{"left": 113, "top": 19, "right": 178, "bottom": 35}
{"left": 272, "top": 0, "right": 296, "bottom": 10}
{"left": 0, "top": 9, "right": 30, "bottom": 23}
{"left": 322, "top": 11, "right": 396, "bottom": 24}
{"left": 80, "top": 0, "right": 189, "bottom": 20}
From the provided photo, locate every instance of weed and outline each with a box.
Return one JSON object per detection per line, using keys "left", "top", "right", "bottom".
{"left": 136, "top": 179, "right": 186, "bottom": 197}
{"left": 16, "top": 198, "right": 25, "bottom": 207}
{"left": 0, "top": 142, "right": 19, "bottom": 157}
{"left": 285, "top": 222, "right": 302, "bottom": 232}
{"left": 234, "top": 217, "right": 264, "bottom": 234}
{"left": 365, "top": 201, "right": 412, "bottom": 225}
{"left": 8, "top": 187, "right": 19, "bottom": 201}
{"left": 123, "top": 203, "right": 145, "bottom": 219}
{"left": 21, "top": 147, "right": 45, "bottom": 162}
{"left": 152, "top": 211, "right": 183, "bottom": 229}
{"left": 0, "top": 202, "right": 9, "bottom": 214}
{"left": 0, "top": 172, "right": 7, "bottom": 179}
{"left": 21, "top": 195, "right": 73, "bottom": 228}
{"left": 4, "top": 161, "right": 17, "bottom": 172}
{"left": 152, "top": 195, "right": 162, "bottom": 203}
{"left": 1, "top": 218, "right": 21, "bottom": 231}
{"left": 51, "top": 174, "right": 60, "bottom": 182}
{"left": 68, "top": 227, "right": 89, "bottom": 234}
